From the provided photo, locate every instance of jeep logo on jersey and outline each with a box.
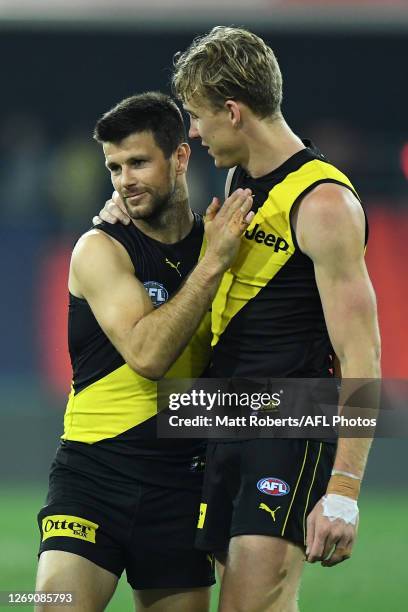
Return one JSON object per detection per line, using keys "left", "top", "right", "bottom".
{"left": 144, "top": 281, "right": 168, "bottom": 307}
{"left": 257, "top": 477, "right": 290, "bottom": 496}
{"left": 245, "top": 224, "right": 289, "bottom": 252}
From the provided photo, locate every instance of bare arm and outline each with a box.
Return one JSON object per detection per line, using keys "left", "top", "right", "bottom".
{"left": 72, "top": 189, "right": 253, "bottom": 380}
{"left": 295, "top": 183, "right": 381, "bottom": 565}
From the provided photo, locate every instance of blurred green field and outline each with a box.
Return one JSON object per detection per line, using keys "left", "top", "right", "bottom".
{"left": 0, "top": 485, "right": 406, "bottom": 611}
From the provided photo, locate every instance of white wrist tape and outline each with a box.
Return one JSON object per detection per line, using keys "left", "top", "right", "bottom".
{"left": 322, "top": 494, "right": 359, "bottom": 525}
{"left": 331, "top": 469, "right": 361, "bottom": 480}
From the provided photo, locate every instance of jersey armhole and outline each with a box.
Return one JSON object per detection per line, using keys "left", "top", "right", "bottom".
{"left": 96, "top": 224, "right": 138, "bottom": 275}
{"left": 289, "top": 179, "right": 367, "bottom": 254}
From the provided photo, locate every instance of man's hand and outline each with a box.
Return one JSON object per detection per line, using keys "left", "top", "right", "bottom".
{"left": 305, "top": 496, "right": 358, "bottom": 567}
{"left": 203, "top": 188, "right": 254, "bottom": 272}
{"left": 92, "top": 191, "right": 130, "bottom": 226}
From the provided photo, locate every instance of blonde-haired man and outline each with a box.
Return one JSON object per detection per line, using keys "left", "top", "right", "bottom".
{"left": 172, "top": 26, "right": 380, "bottom": 612}
{"left": 99, "top": 27, "right": 380, "bottom": 612}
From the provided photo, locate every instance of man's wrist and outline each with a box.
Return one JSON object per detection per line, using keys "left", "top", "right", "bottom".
{"left": 327, "top": 473, "right": 361, "bottom": 500}
{"left": 322, "top": 494, "right": 359, "bottom": 525}
{"left": 199, "top": 253, "right": 227, "bottom": 279}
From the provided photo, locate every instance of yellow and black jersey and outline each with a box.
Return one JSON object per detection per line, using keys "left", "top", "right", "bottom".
{"left": 210, "top": 140, "right": 366, "bottom": 379}
{"left": 62, "top": 213, "right": 211, "bottom": 464}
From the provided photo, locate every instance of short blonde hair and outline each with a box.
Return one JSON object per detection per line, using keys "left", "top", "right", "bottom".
{"left": 172, "top": 26, "right": 283, "bottom": 118}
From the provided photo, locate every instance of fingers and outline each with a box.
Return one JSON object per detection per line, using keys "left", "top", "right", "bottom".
{"left": 108, "top": 196, "right": 130, "bottom": 224}
{"left": 229, "top": 200, "right": 254, "bottom": 235}
{"left": 94, "top": 197, "right": 130, "bottom": 226}
{"left": 214, "top": 188, "right": 252, "bottom": 221}
{"left": 306, "top": 520, "right": 354, "bottom": 566}
{"left": 95, "top": 210, "right": 118, "bottom": 225}
{"left": 244, "top": 210, "right": 255, "bottom": 225}
{"left": 205, "top": 197, "right": 222, "bottom": 222}
{"left": 322, "top": 538, "right": 353, "bottom": 567}
{"left": 321, "top": 536, "right": 338, "bottom": 562}
{"left": 112, "top": 190, "right": 122, "bottom": 204}
{"left": 112, "top": 191, "right": 130, "bottom": 219}
{"left": 307, "top": 525, "right": 351, "bottom": 565}
{"left": 306, "top": 528, "right": 328, "bottom": 564}
{"left": 92, "top": 207, "right": 120, "bottom": 225}
{"left": 306, "top": 506, "right": 335, "bottom": 563}
{"left": 205, "top": 189, "right": 253, "bottom": 228}
{"left": 305, "top": 513, "right": 316, "bottom": 559}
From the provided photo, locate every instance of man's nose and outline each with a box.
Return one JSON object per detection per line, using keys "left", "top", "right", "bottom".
{"left": 121, "top": 166, "right": 137, "bottom": 187}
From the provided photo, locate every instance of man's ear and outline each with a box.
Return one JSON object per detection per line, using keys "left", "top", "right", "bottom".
{"left": 174, "top": 142, "right": 191, "bottom": 175}
{"left": 224, "top": 100, "right": 241, "bottom": 127}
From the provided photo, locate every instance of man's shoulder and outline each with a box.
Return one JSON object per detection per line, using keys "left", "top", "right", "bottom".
{"left": 73, "top": 226, "right": 124, "bottom": 256}
{"left": 71, "top": 226, "right": 133, "bottom": 279}
{"left": 300, "top": 182, "right": 363, "bottom": 224}
{"left": 296, "top": 183, "right": 366, "bottom": 260}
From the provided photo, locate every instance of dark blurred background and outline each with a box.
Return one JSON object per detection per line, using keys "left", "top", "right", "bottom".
{"left": 0, "top": 2, "right": 407, "bottom": 608}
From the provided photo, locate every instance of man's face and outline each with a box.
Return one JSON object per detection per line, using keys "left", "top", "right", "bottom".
{"left": 183, "top": 99, "right": 240, "bottom": 169}
{"left": 103, "top": 131, "right": 176, "bottom": 220}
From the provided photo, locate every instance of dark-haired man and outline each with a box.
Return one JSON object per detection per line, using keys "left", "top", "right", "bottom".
{"left": 35, "top": 92, "right": 253, "bottom": 612}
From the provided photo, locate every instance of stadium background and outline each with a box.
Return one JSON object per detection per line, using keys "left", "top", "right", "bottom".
{"left": 0, "top": 1, "right": 407, "bottom": 610}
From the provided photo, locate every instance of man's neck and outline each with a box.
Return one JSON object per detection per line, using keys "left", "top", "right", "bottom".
{"left": 132, "top": 197, "right": 194, "bottom": 245}
{"left": 241, "top": 116, "right": 305, "bottom": 179}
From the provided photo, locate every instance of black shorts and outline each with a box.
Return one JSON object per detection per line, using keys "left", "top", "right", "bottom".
{"left": 195, "top": 439, "right": 336, "bottom": 552}
{"left": 37, "top": 445, "right": 215, "bottom": 590}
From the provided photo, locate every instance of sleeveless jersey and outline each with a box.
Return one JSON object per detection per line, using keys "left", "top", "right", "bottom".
{"left": 62, "top": 212, "right": 211, "bottom": 451}
{"left": 210, "top": 140, "right": 365, "bottom": 379}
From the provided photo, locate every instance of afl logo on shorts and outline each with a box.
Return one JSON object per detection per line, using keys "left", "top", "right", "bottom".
{"left": 144, "top": 281, "right": 168, "bottom": 307}
{"left": 257, "top": 477, "right": 290, "bottom": 496}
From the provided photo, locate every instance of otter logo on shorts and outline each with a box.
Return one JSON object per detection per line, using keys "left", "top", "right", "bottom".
{"left": 144, "top": 281, "right": 168, "bottom": 307}
{"left": 41, "top": 515, "right": 99, "bottom": 543}
{"left": 257, "top": 477, "right": 290, "bottom": 496}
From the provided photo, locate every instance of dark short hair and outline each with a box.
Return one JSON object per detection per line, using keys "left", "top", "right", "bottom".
{"left": 93, "top": 91, "right": 186, "bottom": 158}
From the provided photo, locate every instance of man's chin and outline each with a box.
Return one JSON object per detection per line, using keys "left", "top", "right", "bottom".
{"left": 126, "top": 198, "right": 169, "bottom": 221}
{"left": 124, "top": 195, "right": 151, "bottom": 218}
{"left": 213, "top": 156, "right": 229, "bottom": 169}
{"left": 128, "top": 208, "right": 155, "bottom": 221}
{"left": 125, "top": 203, "right": 153, "bottom": 220}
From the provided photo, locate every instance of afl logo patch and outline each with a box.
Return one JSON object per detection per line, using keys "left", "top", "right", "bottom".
{"left": 144, "top": 281, "right": 168, "bottom": 307}
{"left": 257, "top": 477, "right": 290, "bottom": 496}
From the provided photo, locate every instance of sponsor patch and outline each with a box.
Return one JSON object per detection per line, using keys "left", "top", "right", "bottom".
{"left": 41, "top": 515, "right": 99, "bottom": 544}
{"left": 197, "top": 503, "right": 207, "bottom": 529}
{"left": 245, "top": 223, "right": 290, "bottom": 252}
{"left": 257, "top": 477, "right": 290, "bottom": 496}
{"left": 144, "top": 281, "right": 168, "bottom": 307}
